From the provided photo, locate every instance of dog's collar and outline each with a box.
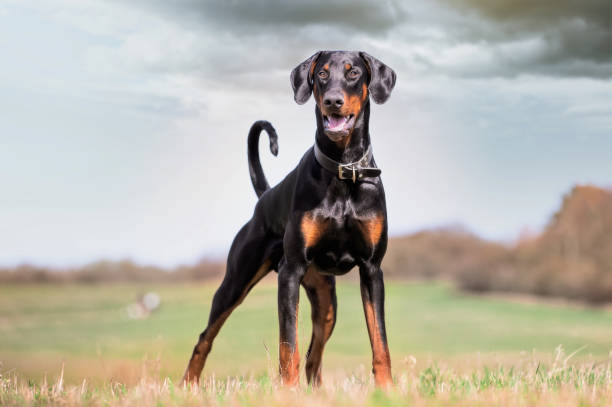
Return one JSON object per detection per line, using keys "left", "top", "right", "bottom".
{"left": 314, "top": 142, "right": 381, "bottom": 182}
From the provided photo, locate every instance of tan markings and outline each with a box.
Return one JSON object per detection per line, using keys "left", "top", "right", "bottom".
{"left": 345, "top": 63, "right": 352, "bottom": 70}
{"left": 323, "top": 63, "right": 329, "bottom": 70}
{"left": 362, "top": 297, "right": 392, "bottom": 387}
{"left": 279, "top": 304, "right": 300, "bottom": 386}
{"left": 343, "top": 91, "right": 363, "bottom": 117}
{"left": 360, "top": 214, "right": 384, "bottom": 247}
{"left": 318, "top": 86, "right": 366, "bottom": 133}
{"left": 303, "top": 268, "right": 335, "bottom": 337}
{"left": 303, "top": 269, "right": 335, "bottom": 340}
{"left": 309, "top": 59, "right": 316, "bottom": 78}
{"left": 330, "top": 89, "right": 366, "bottom": 147}
{"left": 303, "top": 267, "right": 335, "bottom": 386}
{"left": 182, "top": 260, "right": 271, "bottom": 385}
{"left": 301, "top": 213, "right": 328, "bottom": 248}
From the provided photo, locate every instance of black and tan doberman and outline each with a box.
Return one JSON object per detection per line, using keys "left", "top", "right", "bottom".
{"left": 183, "top": 50, "right": 396, "bottom": 388}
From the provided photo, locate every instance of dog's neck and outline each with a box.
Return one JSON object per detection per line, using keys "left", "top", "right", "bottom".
{"left": 315, "top": 101, "right": 371, "bottom": 164}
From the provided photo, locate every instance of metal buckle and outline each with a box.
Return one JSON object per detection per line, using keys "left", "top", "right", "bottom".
{"left": 338, "top": 165, "right": 357, "bottom": 182}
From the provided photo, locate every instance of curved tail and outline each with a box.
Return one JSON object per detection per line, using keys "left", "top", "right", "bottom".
{"left": 248, "top": 120, "right": 278, "bottom": 198}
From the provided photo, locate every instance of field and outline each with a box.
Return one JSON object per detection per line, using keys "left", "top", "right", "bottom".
{"left": 2, "top": 279, "right": 612, "bottom": 406}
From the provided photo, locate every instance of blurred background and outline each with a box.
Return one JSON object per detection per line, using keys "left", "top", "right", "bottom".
{"left": 1, "top": 0, "right": 611, "bottom": 385}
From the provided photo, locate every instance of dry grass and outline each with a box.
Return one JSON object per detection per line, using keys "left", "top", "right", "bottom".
{"left": 3, "top": 281, "right": 612, "bottom": 405}
{"left": 2, "top": 348, "right": 612, "bottom": 406}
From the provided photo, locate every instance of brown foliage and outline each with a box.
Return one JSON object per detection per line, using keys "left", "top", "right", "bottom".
{"left": 0, "top": 258, "right": 224, "bottom": 284}
{"left": 384, "top": 185, "right": 612, "bottom": 303}
{"left": 383, "top": 226, "right": 508, "bottom": 281}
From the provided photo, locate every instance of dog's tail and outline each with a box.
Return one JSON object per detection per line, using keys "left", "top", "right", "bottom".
{"left": 248, "top": 120, "right": 278, "bottom": 198}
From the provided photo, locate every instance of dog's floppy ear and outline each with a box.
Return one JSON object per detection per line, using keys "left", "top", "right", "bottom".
{"left": 359, "top": 52, "right": 396, "bottom": 104}
{"left": 290, "top": 51, "right": 321, "bottom": 105}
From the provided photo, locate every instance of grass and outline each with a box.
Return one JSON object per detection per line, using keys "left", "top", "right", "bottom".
{"left": 1, "top": 279, "right": 612, "bottom": 405}
{"left": 2, "top": 351, "right": 612, "bottom": 406}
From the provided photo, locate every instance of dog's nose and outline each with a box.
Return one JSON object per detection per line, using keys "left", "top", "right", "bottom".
{"left": 323, "top": 92, "right": 344, "bottom": 108}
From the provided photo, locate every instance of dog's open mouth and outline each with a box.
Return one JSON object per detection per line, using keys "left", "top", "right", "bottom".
{"left": 323, "top": 114, "right": 355, "bottom": 137}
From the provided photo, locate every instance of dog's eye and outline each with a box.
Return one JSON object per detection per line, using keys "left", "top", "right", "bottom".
{"left": 318, "top": 71, "right": 328, "bottom": 79}
{"left": 348, "top": 69, "right": 359, "bottom": 79}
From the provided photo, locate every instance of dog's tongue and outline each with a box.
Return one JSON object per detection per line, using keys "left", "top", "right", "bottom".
{"left": 327, "top": 115, "right": 347, "bottom": 131}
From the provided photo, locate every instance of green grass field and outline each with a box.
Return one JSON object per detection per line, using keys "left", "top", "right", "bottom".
{"left": 1, "top": 279, "right": 612, "bottom": 405}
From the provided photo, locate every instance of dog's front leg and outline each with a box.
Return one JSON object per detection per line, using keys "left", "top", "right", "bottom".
{"left": 359, "top": 263, "right": 393, "bottom": 388}
{"left": 278, "top": 259, "right": 306, "bottom": 386}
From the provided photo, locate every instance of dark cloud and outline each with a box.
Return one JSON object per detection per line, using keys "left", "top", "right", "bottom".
{"left": 111, "top": 0, "right": 610, "bottom": 79}
{"left": 132, "top": 0, "right": 408, "bottom": 34}
{"left": 105, "top": 0, "right": 408, "bottom": 88}
{"left": 436, "top": 0, "right": 612, "bottom": 77}
{"left": 440, "top": 0, "right": 608, "bottom": 28}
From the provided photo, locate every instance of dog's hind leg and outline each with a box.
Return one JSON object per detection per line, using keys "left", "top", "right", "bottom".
{"left": 182, "top": 222, "right": 277, "bottom": 386}
{"left": 302, "top": 266, "right": 337, "bottom": 387}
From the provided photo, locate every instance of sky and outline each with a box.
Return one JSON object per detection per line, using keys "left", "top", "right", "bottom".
{"left": 1, "top": 0, "right": 611, "bottom": 268}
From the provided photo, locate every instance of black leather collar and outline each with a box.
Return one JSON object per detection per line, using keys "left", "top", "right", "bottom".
{"left": 314, "top": 142, "right": 381, "bottom": 182}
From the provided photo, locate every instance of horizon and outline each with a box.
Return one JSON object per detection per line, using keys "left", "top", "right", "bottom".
{"left": 1, "top": 1, "right": 611, "bottom": 268}
{"left": 4, "top": 182, "right": 611, "bottom": 270}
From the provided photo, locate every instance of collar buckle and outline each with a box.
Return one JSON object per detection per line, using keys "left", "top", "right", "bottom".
{"left": 338, "top": 165, "right": 357, "bottom": 182}
{"left": 314, "top": 142, "right": 380, "bottom": 182}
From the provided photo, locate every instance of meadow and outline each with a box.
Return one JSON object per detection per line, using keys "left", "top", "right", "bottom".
{"left": 2, "top": 278, "right": 612, "bottom": 405}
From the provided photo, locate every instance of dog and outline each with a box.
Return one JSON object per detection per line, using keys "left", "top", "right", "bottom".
{"left": 182, "top": 50, "right": 396, "bottom": 388}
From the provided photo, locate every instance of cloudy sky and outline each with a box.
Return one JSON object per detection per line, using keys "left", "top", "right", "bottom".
{"left": 1, "top": 0, "right": 611, "bottom": 267}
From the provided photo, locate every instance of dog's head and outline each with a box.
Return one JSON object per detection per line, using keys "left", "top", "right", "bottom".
{"left": 291, "top": 51, "right": 396, "bottom": 143}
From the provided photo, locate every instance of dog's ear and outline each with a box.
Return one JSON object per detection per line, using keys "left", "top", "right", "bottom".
{"left": 359, "top": 52, "right": 396, "bottom": 104}
{"left": 290, "top": 51, "right": 321, "bottom": 105}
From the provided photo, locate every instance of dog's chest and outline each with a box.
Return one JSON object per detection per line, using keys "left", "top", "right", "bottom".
{"left": 301, "top": 191, "right": 384, "bottom": 274}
